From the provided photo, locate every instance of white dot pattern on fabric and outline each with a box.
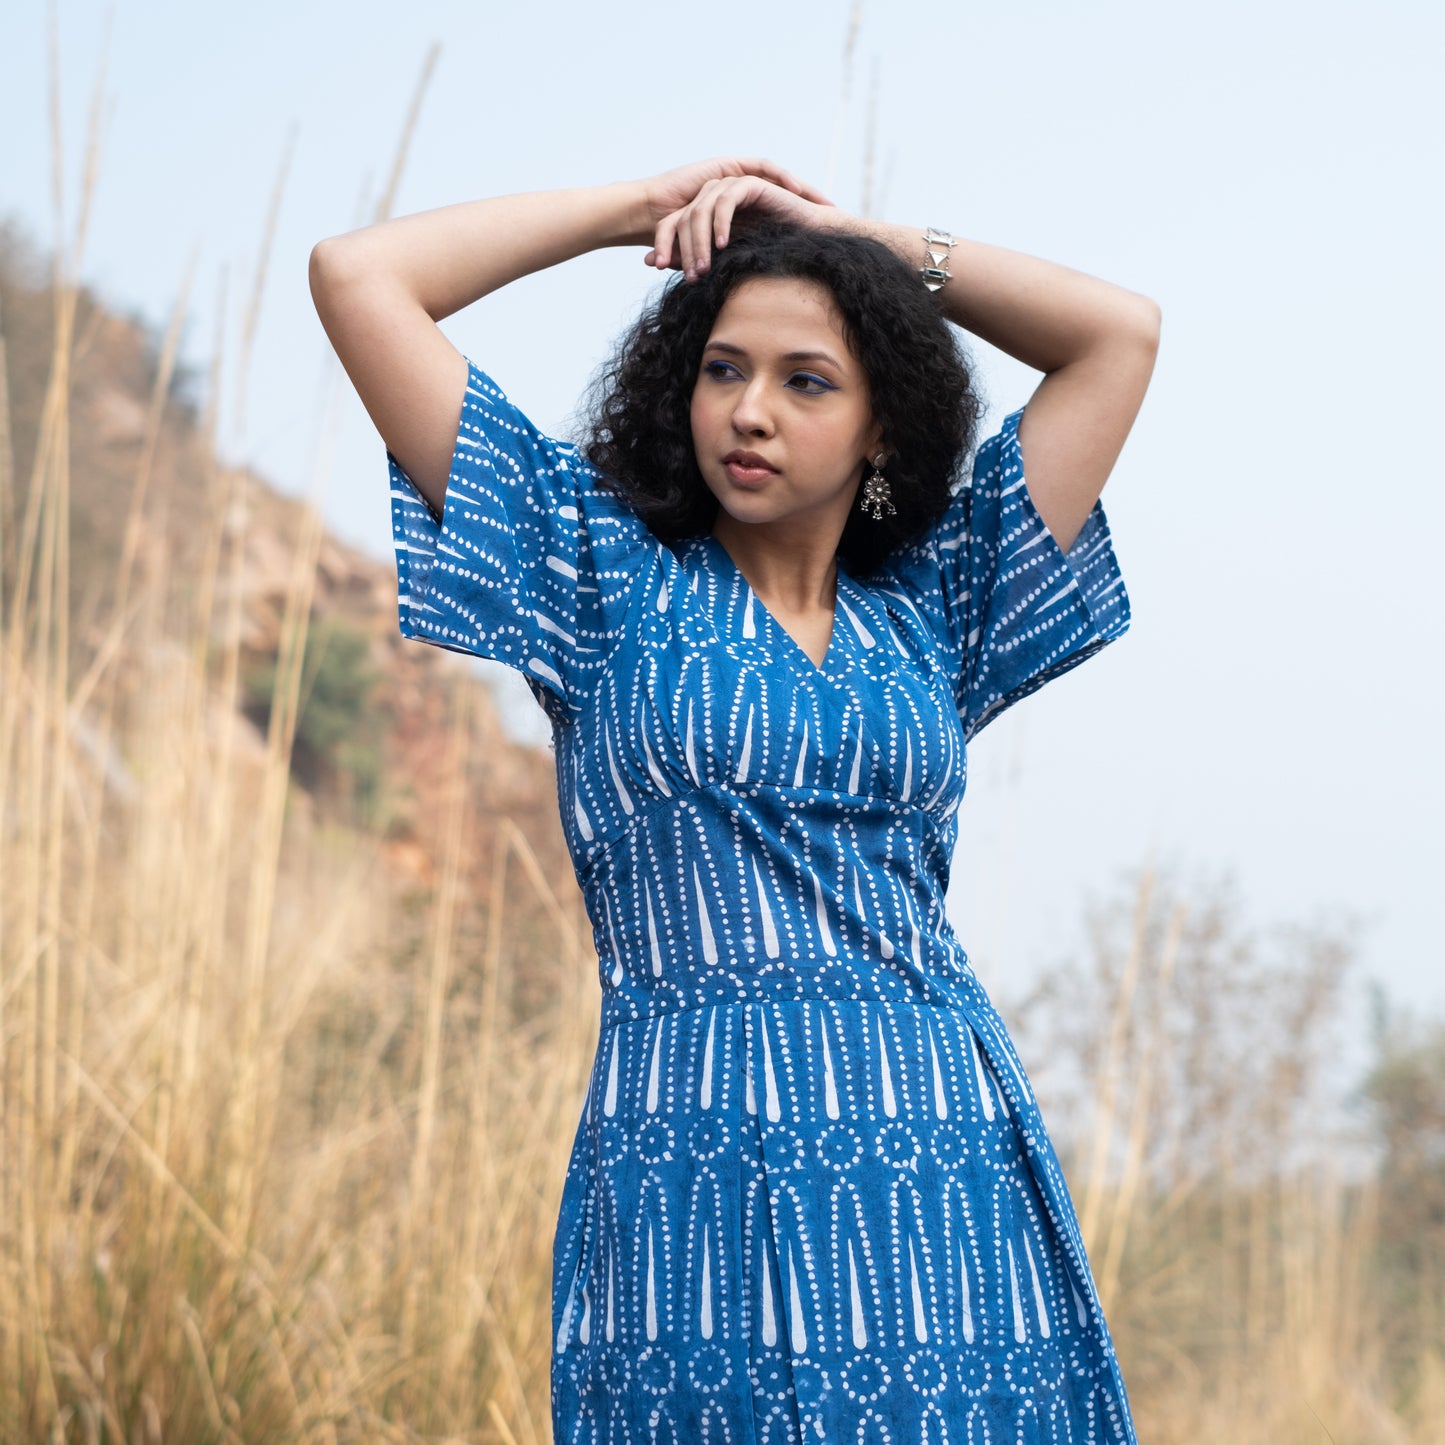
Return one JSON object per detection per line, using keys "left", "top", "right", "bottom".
{"left": 390, "top": 361, "right": 1136, "bottom": 1443}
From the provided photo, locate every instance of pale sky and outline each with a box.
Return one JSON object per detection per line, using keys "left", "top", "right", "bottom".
{"left": 4, "top": 0, "right": 1442, "bottom": 1021}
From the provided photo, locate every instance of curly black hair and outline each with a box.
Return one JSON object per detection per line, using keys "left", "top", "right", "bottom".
{"left": 583, "top": 220, "right": 984, "bottom": 574}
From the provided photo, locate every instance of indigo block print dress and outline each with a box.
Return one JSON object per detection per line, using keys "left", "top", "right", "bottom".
{"left": 390, "top": 361, "right": 1138, "bottom": 1445}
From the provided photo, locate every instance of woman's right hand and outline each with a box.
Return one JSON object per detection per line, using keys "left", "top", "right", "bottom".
{"left": 640, "top": 160, "right": 834, "bottom": 281}
{"left": 641, "top": 157, "right": 826, "bottom": 224}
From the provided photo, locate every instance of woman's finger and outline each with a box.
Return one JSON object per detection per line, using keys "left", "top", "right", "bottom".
{"left": 686, "top": 191, "right": 720, "bottom": 277}
{"left": 682, "top": 197, "right": 710, "bottom": 268}
{"left": 681, "top": 179, "right": 724, "bottom": 277}
{"left": 651, "top": 213, "right": 677, "bottom": 271}
{"left": 713, "top": 187, "right": 743, "bottom": 250}
{"left": 717, "top": 177, "right": 801, "bottom": 247}
{"left": 676, "top": 203, "right": 699, "bottom": 278}
{"left": 733, "top": 156, "right": 801, "bottom": 192}
{"left": 733, "top": 157, "right": 830, "bottom": 206}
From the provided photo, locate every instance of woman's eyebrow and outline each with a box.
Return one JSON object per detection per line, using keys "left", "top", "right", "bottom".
{"left": 703, "top": 340, "right": 844, "bottom": 367}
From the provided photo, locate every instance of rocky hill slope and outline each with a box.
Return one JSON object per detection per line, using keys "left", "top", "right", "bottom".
{"left": 0, "top": 222, "right": 574, "bottom": 907}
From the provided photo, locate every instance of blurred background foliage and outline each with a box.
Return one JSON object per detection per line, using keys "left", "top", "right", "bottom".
{"left": 243, "top": 618, "right": 386, "bottom": 826}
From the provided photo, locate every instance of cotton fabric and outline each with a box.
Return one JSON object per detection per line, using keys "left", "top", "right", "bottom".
{"left": 389, "top": 360, "right": 1138, "bottom": 1444}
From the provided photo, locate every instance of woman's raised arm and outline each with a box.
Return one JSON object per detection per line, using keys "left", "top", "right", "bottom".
{"left": 310, "top": 184, "right": 648, "bottom": 507}
{"left": 648, "top": 181, "right": 1161, "bottom": 552}
{"left": 891, "top": 226, "right": 1160, "bottom": 553}
{"left": 309, "top": 160, "right": 826, "bottom": 511}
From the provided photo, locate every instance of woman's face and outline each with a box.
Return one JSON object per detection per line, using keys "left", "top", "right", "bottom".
{"left": 690, "top": 276, "right": 882, "bottom": 546}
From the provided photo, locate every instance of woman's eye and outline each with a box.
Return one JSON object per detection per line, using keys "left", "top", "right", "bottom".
{"left": 787, "top": 373, "right": 835, "bottom": 394}
{"left": 703, "top": 360, "right": 741, "bottom": 381}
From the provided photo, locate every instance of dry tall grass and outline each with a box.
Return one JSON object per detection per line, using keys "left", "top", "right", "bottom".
{"left": 1, "top": 40, "right": 598, "bottom": 1445}
{"left": 0, "top": 236, "right": 601, "bottom": 1432}
{"left": 3, "top": 34, "right": 1442, "bottom": 1445}
{"left": 1010, "top": 870, "right": 1445, "bottom": 1444}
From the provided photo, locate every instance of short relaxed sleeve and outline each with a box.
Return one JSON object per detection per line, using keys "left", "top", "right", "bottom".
{"left": 890, "top": 407, "right": 1131, "bottom": 740}
{"left": 389, "top": 360, "right": 648, "bottom": 719}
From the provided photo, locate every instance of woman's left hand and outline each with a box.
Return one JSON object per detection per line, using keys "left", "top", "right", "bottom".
{"left": 646, "top": 174, "right": 839, "bottom": 282}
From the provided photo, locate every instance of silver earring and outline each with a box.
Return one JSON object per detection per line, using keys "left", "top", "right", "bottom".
{"left": 860, "top": 452, "right": 895, "bottom": 521}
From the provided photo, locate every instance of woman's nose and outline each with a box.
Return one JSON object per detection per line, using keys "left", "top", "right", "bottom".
{"left": 730, "top": 380, "right": 774, "bottom": 436}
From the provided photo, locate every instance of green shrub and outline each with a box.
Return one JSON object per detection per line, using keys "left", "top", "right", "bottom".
{"left": 244, "top": 618, "right": 386, "bottom": 824}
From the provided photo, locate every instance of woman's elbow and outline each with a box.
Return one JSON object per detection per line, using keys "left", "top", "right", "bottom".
{"left": 1106, "top": 293, "right": 1161, "bottom": 384}
{"left": 309, "top": 235, "right": 361, "bottom": 319}
{"left": 1132, "top": 293, "right": 1163, "bottom": 355}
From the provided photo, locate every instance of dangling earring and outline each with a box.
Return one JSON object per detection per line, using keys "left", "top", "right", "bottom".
{"left": 860, "top": 451, "right": 895, "bottom": 521}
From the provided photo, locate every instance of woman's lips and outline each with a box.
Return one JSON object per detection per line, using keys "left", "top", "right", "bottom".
{"left": 723, "top": 453, "right": 778, "bottom": 485}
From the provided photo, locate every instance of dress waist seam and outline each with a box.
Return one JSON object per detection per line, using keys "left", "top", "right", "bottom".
{"left": 597, "top": 986, "right": 981, "bottom": 1032}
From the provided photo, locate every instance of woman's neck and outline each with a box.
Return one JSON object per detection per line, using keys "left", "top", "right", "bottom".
{"left": 710, "top": 515, "right": 842, "bottom": 617}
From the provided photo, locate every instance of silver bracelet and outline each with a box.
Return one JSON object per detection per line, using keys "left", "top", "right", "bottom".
{"left": 921, "top": 227, "right": 956, "bottom": 293}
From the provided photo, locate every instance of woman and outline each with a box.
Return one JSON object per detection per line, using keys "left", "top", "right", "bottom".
{"left": 311, "top": 157, "right": 1159, "bottom": 1444}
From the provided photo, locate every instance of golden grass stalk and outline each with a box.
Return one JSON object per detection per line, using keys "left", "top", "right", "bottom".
{"left": 375, "top": 43, "right": 440, "bottom": 226}
{"left": 0, "top": 295, "right": 14, "bottom": 584}
{"left": 232, "top": 129, "right": 293, "bottom": 443}
{"left": 1077, "top": 865, "right": 1155, "bottom": 1252}
{"left": 826, "top": 0, "right": 866, "bottom": 197}
{"left": 0, "top": 281, "right": 16, "bottom": 1436}
{"left": 400, "top": 681, "right": 471, "bottom": 1354}
{"left": 1094, "top": 899, "right": 1185, "bottom": 1305}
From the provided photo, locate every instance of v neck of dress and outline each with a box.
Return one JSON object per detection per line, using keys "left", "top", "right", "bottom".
{"left": 702, "top": 534, "right": 844, "bottom": 677}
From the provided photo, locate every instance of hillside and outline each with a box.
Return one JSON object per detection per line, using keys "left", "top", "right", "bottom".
{"left": 0, "top": 221, "right": 572, "bottom": 897}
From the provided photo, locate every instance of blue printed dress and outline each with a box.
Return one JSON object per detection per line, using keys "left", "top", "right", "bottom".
{"left": 389, "top": 361, "right": 1138, "bottom": 1445}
